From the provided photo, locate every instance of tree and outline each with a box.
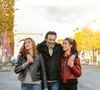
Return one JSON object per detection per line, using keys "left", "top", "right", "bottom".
{"left": 0, "top": 0, "right": 15, "bottom": 56}
{"left": 74, "top": 26, "right": 100, "bottom": 51}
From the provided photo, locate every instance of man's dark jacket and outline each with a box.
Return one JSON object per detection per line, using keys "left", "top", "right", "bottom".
{"left": 37, "top": 41, "right": 63, "bottom": 81}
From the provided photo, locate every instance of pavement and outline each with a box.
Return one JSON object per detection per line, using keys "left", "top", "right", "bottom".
{"left": 0, "top": 65, "right": 100, "bottom": 90}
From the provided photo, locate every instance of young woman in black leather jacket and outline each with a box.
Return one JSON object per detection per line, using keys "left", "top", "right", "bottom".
{"left": 14, "top": 37, "right": 48, "bottom": 90}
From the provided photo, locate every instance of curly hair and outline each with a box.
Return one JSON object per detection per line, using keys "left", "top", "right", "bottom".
{"left": 18, "top": 37, "right": 38, "bottom": 57}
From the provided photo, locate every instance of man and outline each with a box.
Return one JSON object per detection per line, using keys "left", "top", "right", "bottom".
{"left": 37, "top": 31, "right": 76, "bottom": 90}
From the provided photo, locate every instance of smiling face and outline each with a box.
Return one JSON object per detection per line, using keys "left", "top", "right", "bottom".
{"left": 24, "top": 39, "right": 33, "bottom": 50}
{"left": 19, "top": 38, "right": 38, "bottom": 56}
{"left": 46, "top": 34, "right": 56, "bottom": 45}
{"left": 62, "top": 39, "right": 72, "bottom": 52}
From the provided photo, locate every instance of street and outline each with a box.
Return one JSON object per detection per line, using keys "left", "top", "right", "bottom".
{"left": 0, "top": 65, "right": 100, "bottom": 90}
{"left": 0, "top": 67, "right": 20, "bottom": 90}
{"left": 78, "top": 65, "right": 100, "bottom": 90}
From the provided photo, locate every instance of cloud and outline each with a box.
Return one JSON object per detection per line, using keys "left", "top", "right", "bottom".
{"left": 14, "top": 0, "right": 100, "bottom": 39}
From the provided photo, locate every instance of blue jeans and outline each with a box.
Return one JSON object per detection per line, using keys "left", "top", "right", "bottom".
{"left": 48, "top": 81, "right": 59, "bottom": 90}
{"left": 21, "top": 83, "right": 42, "bottom": 90}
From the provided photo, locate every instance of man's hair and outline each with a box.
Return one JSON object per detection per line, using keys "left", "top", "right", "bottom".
{"left": 45, "top": 31, "right": 57, "bottom": 39}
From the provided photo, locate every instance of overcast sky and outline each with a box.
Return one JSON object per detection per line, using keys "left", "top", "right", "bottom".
{"left": 14, "top": 0, "right": 100, "bottom": 39}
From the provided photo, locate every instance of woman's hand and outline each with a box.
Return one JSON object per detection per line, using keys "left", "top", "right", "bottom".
{"left": 68, "top": 59, "right": 74, "bottom": 67}
{"left": 26, "top": 54, "right": 33, "bottom": 64}
{"left": 67, "top": 55, "right": 75, "bottom": 67}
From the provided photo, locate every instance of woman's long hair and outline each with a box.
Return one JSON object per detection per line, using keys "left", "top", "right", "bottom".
{"left": 18, "top": 37, "right": 38, "bottom": 57}
{"left": 64, "top": 38, "right": 78, "bottom": 55}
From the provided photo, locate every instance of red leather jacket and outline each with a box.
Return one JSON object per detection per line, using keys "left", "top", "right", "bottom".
{"left": 60, "top": 54, "right": 82, "bottom": 83}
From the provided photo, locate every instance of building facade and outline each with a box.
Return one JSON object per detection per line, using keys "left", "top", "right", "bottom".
{"left": 14, "top": 32, "right": 44, "bottom": 58}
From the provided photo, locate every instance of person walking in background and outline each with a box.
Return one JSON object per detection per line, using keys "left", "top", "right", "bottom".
{"left": 37, "top": 31, "right": 77, "bottom": 90}
{"left": 14, "top": 37, "right": 48, "bottom": 90}
{"left": 60, "top": 38, "right": 82, "bottom": 90}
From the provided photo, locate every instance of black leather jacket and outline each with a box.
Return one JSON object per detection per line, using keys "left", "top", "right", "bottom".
{"left": 37, "top": 41, "right": 63, "bottom": 81}
{"left": 14, "top": 54, "right": 48, "bottom": 89}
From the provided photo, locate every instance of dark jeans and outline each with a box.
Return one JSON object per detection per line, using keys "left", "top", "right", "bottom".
{"left": 60, "top": 79, "right": 78, "bottom": 90}
{"left": 48, "top": 81, "right": 59, "bottom": 90}
{"left": 21, "top": 83, "right": 42, "bottom": 90}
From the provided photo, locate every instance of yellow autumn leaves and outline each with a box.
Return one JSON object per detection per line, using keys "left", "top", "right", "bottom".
{"left": 0, "top": 0, "right": 14, "bottom": 55}
{"left": 74, "top": 26, "right": 100, "bottom": 51}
